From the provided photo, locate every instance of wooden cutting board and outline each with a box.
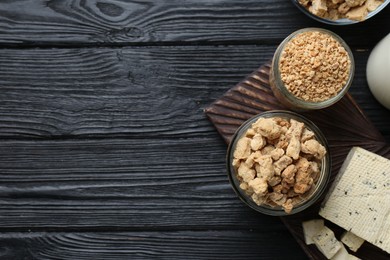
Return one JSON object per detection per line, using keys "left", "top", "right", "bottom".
{"left": 204, "top": 61, "right": 390, "bottom": 260}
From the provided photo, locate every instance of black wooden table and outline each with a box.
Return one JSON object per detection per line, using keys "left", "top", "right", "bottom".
{"left": 0, "top": 1, "right": 389, "bottom": 259}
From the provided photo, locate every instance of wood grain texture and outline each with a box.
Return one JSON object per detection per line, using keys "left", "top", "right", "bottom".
{"left": 0, "top": 2, "right": 389, "bottom": 259}
{"left": 0, "top": 136, "right": 293, "bottom": 230}
{"left": 0, "top": 46, "right": 388, "bottom": 140}
{"left": 0, "top": 45, "right": 272, "bottom": 138}
{"left": 204, "top": 62, "right": 390, "bottom": 260}
{"left": 0, "top": 231, "right": 306, "bottom": 260}
{"left": 0, "top": 0, "right": 388, "bottom": 46}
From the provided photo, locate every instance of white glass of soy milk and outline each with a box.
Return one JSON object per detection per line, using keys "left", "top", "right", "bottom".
{"left": 366, "top": 33, "right": 390, "bottom": 110}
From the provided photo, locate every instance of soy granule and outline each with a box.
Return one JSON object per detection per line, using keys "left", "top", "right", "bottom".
{"left": 279, "top": 31, "right": 351, "bottom": 102}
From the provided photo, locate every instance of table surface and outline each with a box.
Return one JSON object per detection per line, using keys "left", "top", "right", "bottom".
{"left": 0, "top": 1, "right": 389, "bottom": 259}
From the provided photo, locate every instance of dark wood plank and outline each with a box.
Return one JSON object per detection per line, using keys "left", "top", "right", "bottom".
{"left": 0, "top": 0, "right": 388, "bottom": 46}
{"left": 0, "top": 45, "right": 273, "bottom": 138}
{"left": 0, "top": 230, "right": 307, "bottom": 259}
{"left": 0, "top": 46, "right": 388, "bottom": 141}
{"left": 0, "top": 136, "right": 290, "bottom": 230}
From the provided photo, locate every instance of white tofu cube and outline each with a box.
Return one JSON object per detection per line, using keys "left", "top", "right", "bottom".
{"left": 341, "top": 231, "right": 365, "bottom": 252}
{"left": 331, "top": 243, "right": 349, "bottom": 260}
{"left": 302, "top": 219, "right": 325, "bottom": 245}
{"left": 348, "top": 254, "right": 361, "bottom": 260}
{"left": 313, "top": 226, "right": 342, "bottom": 259}
{"left": 330, "top": 243, "right": 362, "bottom": 260}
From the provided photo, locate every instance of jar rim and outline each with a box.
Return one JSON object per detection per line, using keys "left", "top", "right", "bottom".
{"left": 271, "top": 28, "right": 355, "bottom": 110}
{"left": 226, "top": 110, "right": 331, "bottom": 216}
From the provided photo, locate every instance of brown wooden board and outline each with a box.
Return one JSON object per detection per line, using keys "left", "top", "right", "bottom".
{"left": 204, "top": 61, "right": 390, "bottom": 260}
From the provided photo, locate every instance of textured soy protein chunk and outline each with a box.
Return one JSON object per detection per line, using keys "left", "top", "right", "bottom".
{"left": 298, "top": 0, "right": 384, "bottom": 21}
{"left": 232, "top": 117, "right": 327, "bottom": 213}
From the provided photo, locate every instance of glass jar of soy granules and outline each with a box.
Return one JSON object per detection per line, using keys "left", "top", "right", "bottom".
{"left": 270, "top": 28, "right": 355, "bottom": 111}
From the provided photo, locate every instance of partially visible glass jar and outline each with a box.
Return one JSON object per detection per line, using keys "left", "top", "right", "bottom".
{"left": 270, "top": 28, "right": 355, "bottom": 111}
{"left": 226, "top": 110, "right": 331, "bottom": 216}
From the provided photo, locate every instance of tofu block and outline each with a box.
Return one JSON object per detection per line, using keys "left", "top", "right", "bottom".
{"left": 331, "top": 243, "right": 348, "bottom": 260}
{"left": 348, "top": 254, "right": 361, "bottom": 260}
{"left": 319, "top": 147, "right": 390, "bottom": 254}
{"left": 313, "top": 226, "right": 342, "bottom": 259}
{"left": 341, "top": 231, "right": 365, "bottom": 252}
{"left": 330, "top": 242, "right": 362, "bottom": 260}
{"left": 302, "top": 219, "right": 325, "bottom": 245}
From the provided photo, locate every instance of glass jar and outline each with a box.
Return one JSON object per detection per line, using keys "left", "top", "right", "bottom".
{"left": 367, "top": 33, "right": 390, "bottom": 110}
{"left": 270, "top": 28, "right": 355, "bottom": 111}
{"left": 226, "top": 110, "right": 331, "bottom": 216}
{"left": 291, "top": 0, "right": 390, "bottom": 25}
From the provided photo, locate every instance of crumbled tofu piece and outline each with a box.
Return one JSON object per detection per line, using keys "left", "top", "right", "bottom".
{"left": 282, "top": 198, "right": 293, "bottom": 213}
{"left": 365, "top": 0, "right": 383, "bottom": 11}
{"left": 250, "top": 134, "right": 266, "bottom": 151}
{"left": 301, "top": 139, "right": 327, "bottom": 160}
{"left": 345, "top": 0, "right": 366, "bottom": 7}
{"left": 326, "top": 8, "right": 340, "bottom": 20}
{"left": 319, "top": 147, "right": 390, "bottom": 254}
{"left": 245, "top": 128, "right": 256, "bottom": 137}
{"left": 310, "top": 0, "right": 328, "bottom": 16}
{"left": 295, "top": 157, "right": 311, "bottom": 172}
{"left": 276, "top": 135, "right": 289, "bottom": 150}
{"left": 281, "top": 165, "right": 297, "bottom": 188}
{"left": 251, "top": 193, "right": 267, "bottom": 205}
{"left": 286, "top": 135, "right": 301, "bottom": 160}
{"left": 245, "top": 151, "right": 260, "bottom": 168}
{"left": 238, "top": 163, "right": 256, "bottom": 183}
{"left": 302, "top": 219, "right": 325, "bottom": 245}
{"left": 261, "top": 145, "right": 275, "bottom": 155}
{"left": 327, "top": 0, "right": 339, "bottom": 8}
{"left": 248, "top": 177, "right": 268, "bottom": 196}
{"left": 313, "top": 226, "right": 342, "bottom": 259}
{"left": 345, "top": 4, "right": 368, "bottom": 20}
{"left": 338, "top": 2, "right": 351, "bottom": 13}
{"left": 286, "top": 119, "right": 305, "bottom": 160}
{"left": 310, "top": 161, "right": 321, "bottom": 182}
{"left": 294, "top": 157, "right": 314, "bottom": 194}
{"left": 301, "top": 128, "right": 315, "bottom": 142}
{"left": 239, "top": 182, "right": 248, "bottom": 191}
{"left": 270, "top": 148, "right": 284, "bottom": 161}
{"left": 269, "top": 192, "right": 287, "bottom": 206}
{"left": 274, "top": 155, "right": 293, "bottom": 175}
{"left": 252, "top": 118, "right": 281, "bottom": 140}
{"left": 234, "top": 137, "right": 251, "bottom": 159}
{"left": 299, "top": 0, "right": 311, "bottom": 5}
{"left": 294, "top": 179, "right": 314, "bottom": 194}
{"left": 232, "top": 158, "right": 241, "bottom": 167}
{"left": 341, "top": 231, "right": 365, "bottom": 252}
{"left": 268, "top": 176, "right": 281, "bottom": 187}
{"left": 254, "top": 155, "right": 274, "bottom": 180}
